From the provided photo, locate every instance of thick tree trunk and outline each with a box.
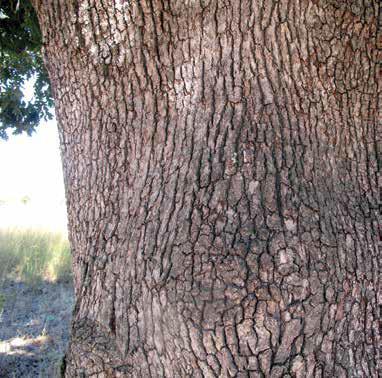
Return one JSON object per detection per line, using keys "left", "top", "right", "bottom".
{"left": 33, "top": 1, "right": 380, "bottom": 376}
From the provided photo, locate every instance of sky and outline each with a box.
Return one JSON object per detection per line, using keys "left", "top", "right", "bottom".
{"left": 0, "top": 118, "right": 68, "bottom": 232}
{"left": 0, "top": 78, "right": 68, "bottom": 232}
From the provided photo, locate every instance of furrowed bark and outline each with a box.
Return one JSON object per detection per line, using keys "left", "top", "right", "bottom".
{"left": 33, "top": 0, "right": 381, "bottom": 376}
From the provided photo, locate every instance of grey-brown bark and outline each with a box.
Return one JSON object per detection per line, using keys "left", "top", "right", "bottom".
{"left": 33, "top": 0, "right": 380, "bottom": 376}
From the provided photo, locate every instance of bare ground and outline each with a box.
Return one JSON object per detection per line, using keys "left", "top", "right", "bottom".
{"left": 0, "top": 280, "right": 74, "bottom": 377}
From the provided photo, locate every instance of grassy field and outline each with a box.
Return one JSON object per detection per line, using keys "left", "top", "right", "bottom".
{"left": 0, "top": 228, "right": 72, "bottom": 286}
{"left": 0, "top": 228, "right": 74, "bottom": 377}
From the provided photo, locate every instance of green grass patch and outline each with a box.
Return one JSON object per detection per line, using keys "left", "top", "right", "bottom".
{"left": 0, "top": 228, "right": 72, "bottom": 285}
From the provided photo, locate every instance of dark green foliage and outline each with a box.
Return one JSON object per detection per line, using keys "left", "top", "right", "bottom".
{"left": 0, "top": 0, "right": 53, "bottom": 139}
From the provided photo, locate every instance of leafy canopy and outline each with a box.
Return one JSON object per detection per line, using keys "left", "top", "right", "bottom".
{"left": 0, "top": 0, "right": 52, "bottom": 139}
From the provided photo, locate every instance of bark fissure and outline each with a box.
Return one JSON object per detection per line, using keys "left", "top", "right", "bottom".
{"left": 33, "top": 0, "right": 380, "bottom": 376}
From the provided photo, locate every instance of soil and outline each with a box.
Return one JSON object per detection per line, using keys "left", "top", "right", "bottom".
{"left": 0, "top": 280, "right": 74, "bottom": 377}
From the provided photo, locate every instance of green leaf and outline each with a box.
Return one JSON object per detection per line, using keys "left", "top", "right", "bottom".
{"left": 0, "top": 0, "right": 53, "bottom": 139}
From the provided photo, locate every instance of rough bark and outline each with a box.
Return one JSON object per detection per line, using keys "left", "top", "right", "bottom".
{"left": 33, "top": 0, "right": 380, "bottom": 377}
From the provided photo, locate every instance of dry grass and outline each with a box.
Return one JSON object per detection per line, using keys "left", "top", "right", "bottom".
{"left": 0, "top": 228, "right": 72, "bottom": 286}
{"left": 0, "top": 228, "right": 74, "bottom": 377}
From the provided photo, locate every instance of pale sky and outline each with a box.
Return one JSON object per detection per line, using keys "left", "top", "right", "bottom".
{"left": 0, "top": 118, "right": 68, "bottom": 231}
{"left": 0, "top": 78, "right": 68, "bottom": 231}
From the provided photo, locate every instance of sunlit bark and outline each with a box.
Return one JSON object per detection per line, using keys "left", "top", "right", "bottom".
{"left": 33, "top": 1, "right": 380, "bottom": 376}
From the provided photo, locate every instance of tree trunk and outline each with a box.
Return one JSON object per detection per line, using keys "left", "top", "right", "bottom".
{"left": 33, "top": 0, "right": 380, "bottom": 376}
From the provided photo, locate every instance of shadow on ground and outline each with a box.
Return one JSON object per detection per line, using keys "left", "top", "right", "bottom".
{"left": 0, "top": 280, "right": 74, "bottom": 377}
